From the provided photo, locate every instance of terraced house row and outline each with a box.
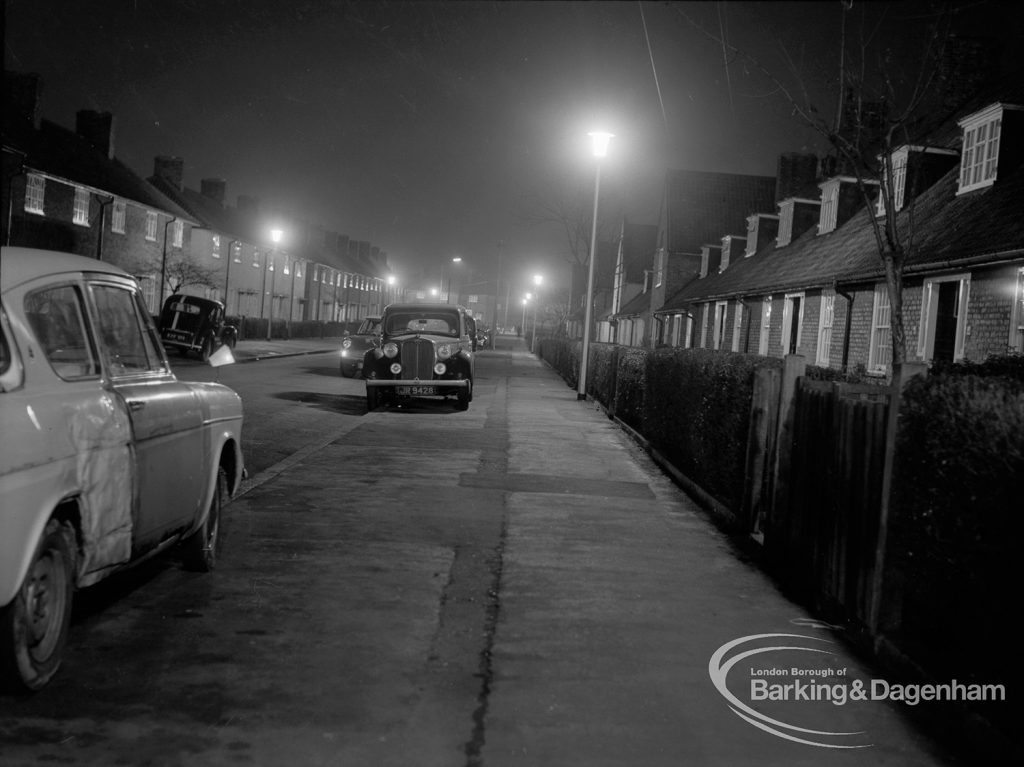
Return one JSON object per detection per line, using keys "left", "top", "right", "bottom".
{"left": 2, "top": 71, "right": 392, "bottom": 325}
{"left": 601, "top": 71, "right": 1024, "bottom": 376}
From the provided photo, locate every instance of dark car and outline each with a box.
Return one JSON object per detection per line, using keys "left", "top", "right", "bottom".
{"left": 339, "top": 316, "right": 381, "bottom": 377}
{"left": 158, "top": 294, "right": 238, "bottom": 362}
{"left": 363, "top": 302, "right": 477, "bottom": 411}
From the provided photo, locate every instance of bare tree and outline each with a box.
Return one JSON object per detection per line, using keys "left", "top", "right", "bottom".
{"left": 676, "top": 1, "right": 974, "bottom": 368}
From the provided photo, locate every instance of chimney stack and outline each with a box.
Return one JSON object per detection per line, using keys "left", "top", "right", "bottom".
{"left": 76, "top": 110, "right": 116, "bottom": 159}
{"left": 775, "top": 153, "right": 819, "bottom": 202}
{"left": 200, "top": 178, "right": 227, "bottom": 206}
{"left": 153, "top": 156, "right": 184, "bottom": 192}
{"left": 3, "top": 72, "right": 43, "bottom": 131}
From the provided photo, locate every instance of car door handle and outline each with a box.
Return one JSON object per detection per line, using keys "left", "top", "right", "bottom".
{"left": 128, "top": 400, "right": 146, "bottom": 411}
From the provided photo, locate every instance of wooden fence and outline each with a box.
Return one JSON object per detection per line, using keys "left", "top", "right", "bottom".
{"left": 781, "top": 379, "right": 892, "bottom": 624}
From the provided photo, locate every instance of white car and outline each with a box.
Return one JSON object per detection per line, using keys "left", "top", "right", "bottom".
{"left": 0, "top": 247, "right": 245, "bottom": 692}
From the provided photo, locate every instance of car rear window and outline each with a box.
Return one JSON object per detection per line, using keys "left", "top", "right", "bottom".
{"left": 386, "top": 313, "right": 459, "bottom": 337}
{"left": 24, "top": 284, "right": 100, "bottom": 379}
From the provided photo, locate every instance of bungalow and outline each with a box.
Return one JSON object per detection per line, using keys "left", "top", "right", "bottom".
{"left": 655, "top": 71, "right": 1024, "bottom": 374}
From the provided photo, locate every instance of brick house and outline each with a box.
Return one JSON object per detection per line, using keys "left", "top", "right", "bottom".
{"left": 2, "top": 73, "right": 196, "bottom": 314}
{"left": 654, "top": 73, "right": 1024, "bottom": 372}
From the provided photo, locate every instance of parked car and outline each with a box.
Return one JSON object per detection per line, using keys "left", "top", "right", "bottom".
{"left": 339, "top": 316, "right": 381, "bottom": 377}
{"left": 158, "top": 293, "right": 238, "bottom": 362}
{"left": 363, "top": 302, "right": 477, "bottom": 411}
{"left": 0, "top": 247, "right": 245, "bottom": 692}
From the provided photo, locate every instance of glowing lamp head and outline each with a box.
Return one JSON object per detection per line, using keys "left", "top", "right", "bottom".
{"left": 588, "top": 131, "right": 613, "bottom": 158}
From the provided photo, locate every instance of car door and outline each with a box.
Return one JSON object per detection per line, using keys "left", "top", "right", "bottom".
{"left": 88, "top": 280, "right": 205, "bottom": 551}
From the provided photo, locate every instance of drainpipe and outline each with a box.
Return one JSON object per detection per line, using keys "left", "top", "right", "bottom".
{"left": 224, "top": 239, "right": 239, "bottom": 312}
{"left": 5, "top": 162, "right": 26, "bottom": 245}
{"left": 94, "top": 194, "right": 114, "bottom": 261}
{"left": 159, "top": 216, "right": 179, "bottom": 309}
{"left": 834, "top": 281, "right": 854, "bottom": 372}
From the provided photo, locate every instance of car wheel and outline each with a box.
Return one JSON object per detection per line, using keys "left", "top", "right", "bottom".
{"left": 0, "top": 519, "right": 76, "bottom": 693}
{"left": 457, "top": 380, "right": 472, "bottom": 411}
{"left": 183, "top": 467, "right": 227, "bottom": 572}
{"left": 200, "top": 337, "right": 214, "bottom": 363}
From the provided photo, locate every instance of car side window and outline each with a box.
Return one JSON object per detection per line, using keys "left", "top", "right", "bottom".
{"left": 23, "top": 284, "right": 99, "bottom": 379}
{"left": 91, "top": 284, "right": 164, "bottom": 376}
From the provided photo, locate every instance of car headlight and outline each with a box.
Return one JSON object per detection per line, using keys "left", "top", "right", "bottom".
{"left": 434, "top": 362, "right": 447, "bottom": 375}
{"left": 436, "top": 343, "right": 454, "bottom": 359}
{"left": 383, "top": 342, "right": 399, "bottom": 358}
{"left": 390, "top": 362, "right": 402, "bottom": 374}
{"left": 342, "top": 338, "right": 352, "bottom": 349}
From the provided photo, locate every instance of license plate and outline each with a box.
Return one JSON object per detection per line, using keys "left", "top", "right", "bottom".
{"left": 164, "top": 330, "right": 191, "bottom": 342}
{"left": 396, "top": 385, "right": 437, "bottom": 395}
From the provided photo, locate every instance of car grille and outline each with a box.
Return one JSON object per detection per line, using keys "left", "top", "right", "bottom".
{"left": 401, "top": 338, "right": 435, "bottom": 380}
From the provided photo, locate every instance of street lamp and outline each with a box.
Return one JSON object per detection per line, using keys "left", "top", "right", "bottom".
{"left": 531, "top": 273, "right": 543, "bottom": 354}
{"left": 266, "top": 228, "right": 283, "bottom": 340}
{"left": 578, "top": 131, "right": 613, "bottom": 400}
{"left": 521, "top": 293, "right": 532, "bottom": 337}
{"left": 442, "top": 256, "right": 462, "bottom": 304}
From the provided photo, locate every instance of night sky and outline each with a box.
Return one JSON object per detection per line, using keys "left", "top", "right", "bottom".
{"left": 5, "top": 1, "right": 1023, "bottom": 290}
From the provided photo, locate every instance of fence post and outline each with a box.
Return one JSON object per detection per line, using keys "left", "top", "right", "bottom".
{"left": 766, "top": 354, "right": 806, "bottom": 559}
{"left": 741, "top": 367, "right": 775, "bottom": 540}
{"left": 868, "top": 361, "right": 928, "bottom": 642}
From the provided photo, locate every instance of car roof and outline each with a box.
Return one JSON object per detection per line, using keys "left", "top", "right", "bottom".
{"left": 1, "top": 246, "right": 131, "bottom": 293}
{"left": 384, "top": 302, "right": 465, "bottom": 312}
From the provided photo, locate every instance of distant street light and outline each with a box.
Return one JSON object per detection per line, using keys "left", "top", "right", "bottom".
{"left": 442, "top": 256, "right": 463, "bottom": 304}
{"left": 521, "top": 293, "right": 532, "bottom": 336}
{"left": 578, "top": 131, "right": 613, "bottom": 400}
{"left": 266, "top": 228, "right": 283, "bottom": 340}
{"left": 531, "top": 273, "right": 543, "bottom": 354}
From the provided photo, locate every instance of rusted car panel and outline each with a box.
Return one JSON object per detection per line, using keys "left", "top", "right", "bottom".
{"left": 0, "top": 247, "right": 245, "bottom": 691}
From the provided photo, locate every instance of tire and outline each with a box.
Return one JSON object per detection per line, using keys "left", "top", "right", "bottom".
{"left": 366, "top": 386, "right": 380, "bottom": 411}
{"left": 0, "top": 519, "right": 76, "bottom": 693}
{"left": 183, "top": 467, "right": 227, "bottom": 572}
{"left": 200, "top": 337, "right": 214, "bottom": 363}
{"left": 456, "top": 380, "right": 472, "bottom": 411}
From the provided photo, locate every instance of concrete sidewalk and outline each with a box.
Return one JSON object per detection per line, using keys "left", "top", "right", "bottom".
{"left": 472, "top": 343, "right": 968, "bottom": 766}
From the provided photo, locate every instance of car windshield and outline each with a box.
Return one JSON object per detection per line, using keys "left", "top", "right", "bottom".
{"left": 356, "top": 318, "right": 381, "bottom": 335}
{"left": 385, "top": 312, "right": 459, "bottom": 337}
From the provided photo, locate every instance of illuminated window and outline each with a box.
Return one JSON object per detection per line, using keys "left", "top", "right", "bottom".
{"left": 145, "top": 211, "right": 158, "bottom": 241}
{"left": 1011, "top": 268, "right": 1024, "bottom": 353}
{"left": 25, "top": 174, "right": 45, "bottom": 214}
{"left": 758, "top": 296, "right": 772, "bottom": 356}
{"left": 73, "top": 187, "right": 89, "bottom": 226}
{"left": 868, "top": 284, "right": 892, "bottom": 374}
{"left": 816, "top": 291, "right": 835, "bottom": 366}
{"left": 171, "top": 220, "right": 183, "bottom": 248}
{"left": 212, "top": 234, "right": 221, "bottom": 258}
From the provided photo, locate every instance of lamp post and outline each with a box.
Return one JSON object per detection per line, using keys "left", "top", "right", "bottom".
{"left": 442, "top": 256, "right": 462, "bottom": 304}
{"left": 521, "top": 293, "right": 531, "bottom": 337}
{"left": 266, "top": 228, "right": 282, "bottom": 341}
{"left": 578, "top": 131, "right": 613, "bottom": 400}
{"left": 531, "top": 273, "right": 543, "bottom": 354}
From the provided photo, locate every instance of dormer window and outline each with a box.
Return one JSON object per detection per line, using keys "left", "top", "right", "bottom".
{"left": 876, "top": 148, "right": 909, "bottom": 217}
{"left": 818, "top": 179, "right": 840, "bottom": 234}
{"left": 776, "top": 200, "right": 794, "bottom": 246}
{"left": 957, "top": 103, "right": 1005, "bottom": 194}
